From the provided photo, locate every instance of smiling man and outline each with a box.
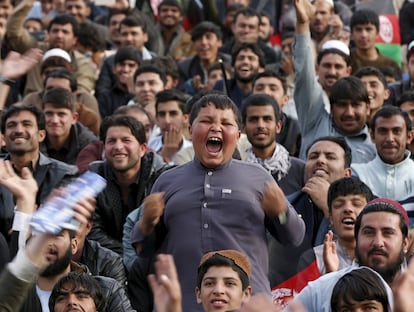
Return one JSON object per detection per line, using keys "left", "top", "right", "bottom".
{"left": 132, "top": 92, "right": 305, "bottom": 311}
{"left": 352, "top": 106, "right": 414, "bottom": 222}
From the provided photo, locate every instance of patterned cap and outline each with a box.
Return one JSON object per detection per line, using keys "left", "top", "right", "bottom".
{"left": 199, "top": 249, "right": 251, "bottom": 277}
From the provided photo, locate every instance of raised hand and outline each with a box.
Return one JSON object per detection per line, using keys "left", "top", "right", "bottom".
{"left": 139, "top": 192, "right": 165, "bottom": 235}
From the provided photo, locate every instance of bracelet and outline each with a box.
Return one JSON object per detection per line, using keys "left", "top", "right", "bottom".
{"left": 0, "top": 76, "right": 16, "bottom": 86}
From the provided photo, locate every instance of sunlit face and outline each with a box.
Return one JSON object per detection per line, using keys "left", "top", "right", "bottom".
{"left": 253, "top": 76, "right": 288, "bottom": 107}
{"left": 351, "top": 23, "right": 378, "bottom": 51}
{"left": 316, "top": 53, "right": 351, "bottom": 91}
{"left": 304, "top": 140, "right": 351, "bottom": 183}
{"left": 193, "top": 32, "right": 222, "bottom": 64}
{"left": 158, "top": 4, "right": 182, "bottom": 28}
{"left": 43, "top": 104, "right": 77, "bottom": 140}
{"left": 53, "top": 282, "right": 96, "bottom": 312}
{"left": 232, "top": 14, "right": 259, "bottom": 43}
{"left": 356, "top": 211, "right": 408, "bottom": 283}
{"left": 190, "top": 104, "right": 240, "bottom": 168}
{"left": 359, "top": 75, "right": 389, "bottom": 117}
{"left": 234, "top": 48, "right": 261, "bottom": 83}
{"left": 196, "top": 266, "right": 251, "bottom": 312}
{"left": 156, "top": 100, "right": 186, "bottom": 134}
{"left": 48, "top": 23, "right": 77, "bottom": 51}
{"left": 4, "top": 110, "right": 45, "bottom": 156}
{"left": 120, "top": 25, "right": 148, "bottom": 49}
{"left": 330, "top": 194, "right": 368, "bottom": 243}
{"left": 371, "top": 114, "right": 413, "bottom": 165}
{"left": 104, "top": 126, "right": 146, "bottom": 173}
{"left": 311, "top": 0, "right": 332, "bottom": 35}
{"left": 135, "top": 72, "right": 165, "bottom": 107}
{"left": 65, "top": 0, "right": 90, "bottom": 23}
{"left": 331, "top": 99, "right": 369, "bottom": 135}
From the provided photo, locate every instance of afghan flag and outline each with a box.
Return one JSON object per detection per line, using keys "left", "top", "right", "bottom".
{"left": 357, "top": 0, "right": 402, "bottom": 67}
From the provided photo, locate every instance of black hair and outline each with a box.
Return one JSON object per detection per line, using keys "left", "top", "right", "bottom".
{"left": 77, "top": 22, "right": 106, "bottom": 52}
{"left": 149, "top": 56, "right": 179, "bottom": 81}
{"left": 120, "top": 15, "right": 147, "bottom": 33}
{"left": 155, "top": 89, "right": 187, "bottom": 113}
{"left": 317, "top": 48, "right": 351, "bottom": 66}
{"left": 331, "top": 268, "right": 389, "bottom": 312}
{"left": 233, "top": 7, "right": 260, "bottom": 25}
{"left": 100, "top": 115, "right": 147, "bottom": 144}
{"left": 44, "top": 68, "right": 78, "bottom": 92}
{"left": 354, "top": 66, "right": 388, "bottom": 90}
{"left": 252, "top": 69, "right": 287, "bottom": 94}
{"left": 329, "top": 76, "right": 370, "bottom": 106}
{"left": 133, "top": 63, "right": 167, "bottom": 85}
{"left": 42, "top": 87, "right": 76, "bottom": 112}
{"left": 370, "top": 106, "right": 412, "bottom": 133}
{"left": 48, "top": 14, "right": 80, "bottom": 37}
{"left": 49, "top": 272, "right": 105, "bottom": 311}
{"left": 327, "top": 177, "right": 374, "bottom": 213}
{"left": 231, "top": 42, "right": 266, "bottom": 68}
{"left": 397, "top": 91, "right": 414, "bottom": 107}
{"left": 191, "top": 21, "right": 222, "bottom": 41}
{"left": 1, "top": 105, "right": 45, "bottom": 132}
{"left": 350, "top": 9, "right": 379, "bottom": 32}
{"left": 196, "top": 254, "right": 250, "bottom": 290}
{"left": 354, "top": 201, "right": 408, "bottom": 240}
{"left": 306, "top": 136, "right": 352, "bottom": 168}
{"left": 241, "top": 93, "right": 281, "bottom": 124}
{"left": 189, "top": 92, "right": 241, "bottom": 129}
{"left": 158, "top": 0, "right": 182, "bottom": 14}
{"left": 114, "top": 46, "right": 142, "bottom": 65}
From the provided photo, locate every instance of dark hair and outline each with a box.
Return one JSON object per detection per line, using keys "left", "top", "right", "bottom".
{"left": 189, "top": 92, "right": 241, "bottom": 129}
{"left": 233, "top": 7, "right": 260, "bottom": 26}
{"left": 252, "top": 69, "right": 287, "bottom": 94}
{"left": 42, "top": 87, "right": 76, "bottom": 112}
{"left": 158, "top": 0, "right": 182, "bottom": 14}
{"left": 306, "top": 136, "right": 352, "bottom": 168}
{"left": 354, "top": 201, "right": 409, "bottom": 240}
{"left": 114, "top": 46, "right": 142, "bottom": 65}
{"left": 114, "top": 104, "right": 154, "bottom": 127}
{"left": 149, "top": 56, "right": 179, "bottom": 80}
{"left": 241, "top": 93, "right": 281, "bottom": 124}
{"left": 41, "top": 57, "right": 72, "bottom": 75}
{"left": 317, "top": 48, "right": 351, "bottom": 66}
{"left": 397, "top": 91, "right": 414, "bottom": 107}
{"left": 120, "top": 15, "right": 147, "bottom": 32}
{"left": 100, "top": 115, "right": 147, "bottom": 144}
{"left": 196, "top": 254, "right": 250, "bottom": 290}
{"left": 48, "top": 14, "right": 80, "bottom": 37}
{"left": 24, "top": 17, "right": 44, "bottom": 29}
{"left": 370, "top": 106, "right": 412, "bottom": 133}
{"left": 329, "top": 76, "right": 370, "bottom": 106}
{"left": 108, "top": 8, "right": 129, "bottom": 22}
{"left": 226, "top": 3, "right": 244, "bottom": 15}
{"left": 379, "top": 66, "right": 400, "bottom": 82}
{"left": 133, "top": 64, "right": 167, "bottom": 85}
{"left": 155, "top": 89, "right": 187, "bottom": 113}
{"left": 77, "top": 22, "right": 106, "bottom": 52}
{"left": 354, "top": 66, "right": 388, "bottom": 90}
{"left": 207, "top": 61, "right": 232, "bottom": 79}
{"left": 350, "top": 9, "right": 379, "bottom": 32}
{"left": 231, "top": 42, "right": 266, "bottom": 68}
{"left": 1, "top": 105, "right": 45, "bottom": 132}
{"left": 49, "top": 272, "right": 105, "bottom": 311}
{"left": 331, "top": 268, "right": 389, "bottom": 312}
{"left": 327, "top": 177, "right": 374, "bottom": 213}
{"left": 191, "top": 21, "right": 222, "bottom": 41}
{"left": 44, "top": 68, "right": 77, "bottom": 92}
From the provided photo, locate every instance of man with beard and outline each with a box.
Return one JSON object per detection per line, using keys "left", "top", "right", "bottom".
{"left": 292, "top": 198, "right": 410, "bottom": 312}
{"left": 214, "top": 42, "right": 265, "bottom": 109}
{"left": 88, "top": 115, "right": 168, "bottom": 254}
{"left": 153, "top": 0, "right": 194, "bottom": 61}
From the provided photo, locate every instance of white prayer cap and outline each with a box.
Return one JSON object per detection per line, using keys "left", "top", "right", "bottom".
{"left": 321, "top": 40, "right": 350, "bottom": 56}
{"left": 42, "top": 48, "right": 71, "bottom": 63}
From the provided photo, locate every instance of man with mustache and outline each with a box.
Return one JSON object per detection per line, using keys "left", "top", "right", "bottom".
{"left": 352, "top": 106, "right": 414, "bottom": 225}
{"left": 293, "top": 0, "right": 375, "bottom": 164}
{"left": 292, "top": 198, "right": 410, "bottom": 312}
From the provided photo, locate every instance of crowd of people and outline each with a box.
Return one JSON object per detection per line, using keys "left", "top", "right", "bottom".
{"left": 0, "top": 0, "right": 414, "bottom": 310}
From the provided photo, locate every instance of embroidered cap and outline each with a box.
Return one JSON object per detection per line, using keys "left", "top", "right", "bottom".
{"left": 199, "top": 249, "right": 251, "bottom": 278}
{"left": 366, "top": 198, "right": 409, "bottom": 226}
